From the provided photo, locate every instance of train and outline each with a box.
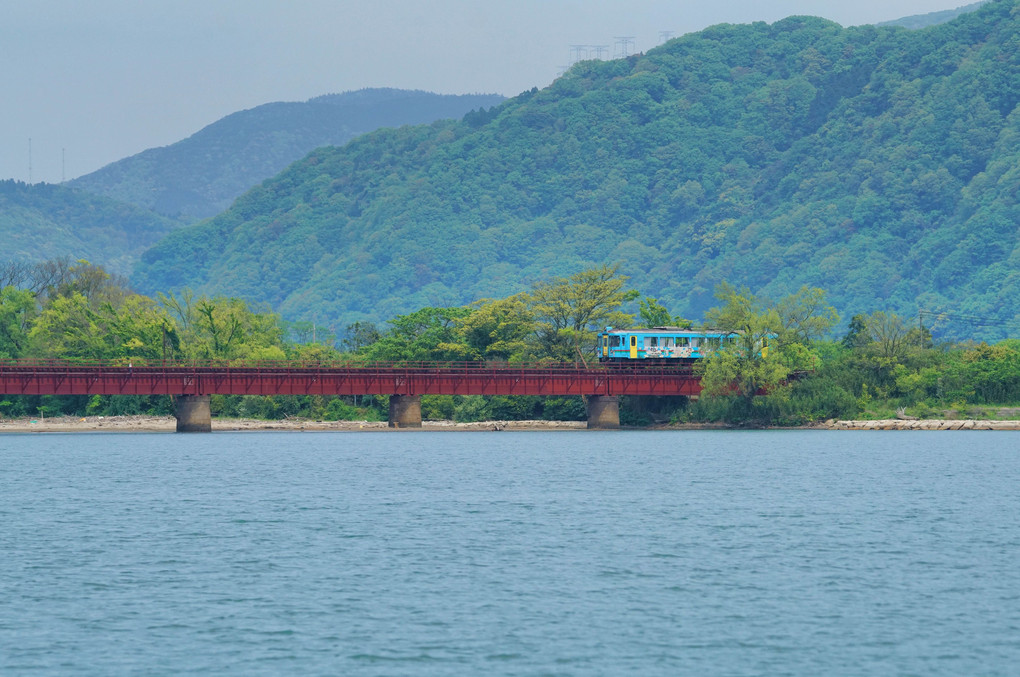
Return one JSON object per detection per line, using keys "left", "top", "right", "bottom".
{"left": 596, "top": 326, "right": 767, "bottom": 363}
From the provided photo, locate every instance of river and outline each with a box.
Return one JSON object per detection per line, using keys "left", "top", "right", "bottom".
{"left": 2, "top": 430, "right": 1018, "bottom": 675}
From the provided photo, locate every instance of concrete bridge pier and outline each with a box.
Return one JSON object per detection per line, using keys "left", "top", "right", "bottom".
{"left": 586, "top": 395, "right": 620, "bottom": 429}
{"left": 175, "top": 395, "right": 212, "bottom": 433}
{"left": 388, "top": 395, "right": 422, "bottom": 428}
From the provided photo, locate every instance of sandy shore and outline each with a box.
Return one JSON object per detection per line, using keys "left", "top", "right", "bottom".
{"left": 0, "top": 415, "right": 588, "bottom": 433}
{"left": 1, "top": 415, "right": 1018, "bottom": 433}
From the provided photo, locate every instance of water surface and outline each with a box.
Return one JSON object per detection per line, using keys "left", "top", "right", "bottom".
{"left": 2, "top": 430, "right": 1018, "bottom": 675}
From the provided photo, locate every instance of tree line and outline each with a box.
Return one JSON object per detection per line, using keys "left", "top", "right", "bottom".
{"left": 2, "top": 259, "right": 1018, "bottom": 424}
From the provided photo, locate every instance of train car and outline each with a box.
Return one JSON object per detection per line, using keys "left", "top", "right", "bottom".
{"left": 596, "top": 326, "right": 745, "bottom": 363}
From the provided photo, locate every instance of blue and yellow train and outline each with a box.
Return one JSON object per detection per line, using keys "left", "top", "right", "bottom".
{"left": 597, "top": 326, "right": 761, "bottom": 363}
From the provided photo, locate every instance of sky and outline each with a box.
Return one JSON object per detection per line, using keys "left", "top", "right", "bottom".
{"left": 2, "top": 0, "right": 977, "bottom": 184}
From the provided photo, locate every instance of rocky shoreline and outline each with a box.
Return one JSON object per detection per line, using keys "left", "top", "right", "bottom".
{"left": 822, "top": 418, "right": 1020, "bottom": 431}
{"left": 1, "top": 415, "right": 1018, "bottom": 433}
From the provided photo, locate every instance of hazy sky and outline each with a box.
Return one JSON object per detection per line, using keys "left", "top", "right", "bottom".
{"left": 3, "top": 0, "right": 974, "bottom": 184}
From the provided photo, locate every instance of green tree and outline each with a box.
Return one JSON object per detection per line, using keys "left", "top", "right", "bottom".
{"left": 36, "top": 258, "right": 130, "bottom": 306}
{"left": 451, "top": 293, "right": 536, "bottom": 361}
{"left": 775, "top": 286, "right": 839, "bottom": 345}
{"left": 637, "top": 296, "right": 692, "bottom": 329}
{"left": 160, "top": 291, "right": 286, "bottom": 361}
{"left": 842, "top": 314, "right": 870, "bottom": 349}
{"left": 27, "top": 292, "right": 174, "bottom": 361}
{"left": 0, "top": 286, "right": 37, "bottom": 359}
{"left": 341, "top": 321, "right": 381, "bottom": 352}
{"left": 361, "top": 306, "right": 472, "bottom": 362}
{"left": 530, "top": 264, "right": 637, "bottom": 363}
{"left": 700, "top": 284, "right": 787, "bottom": 410}
{"left": 865, "top": 311, "right": 912, "bottom": 361}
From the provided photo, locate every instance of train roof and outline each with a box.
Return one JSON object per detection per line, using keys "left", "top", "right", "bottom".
{"left": 600, "top": 326, "right": 735, "bottom": 335}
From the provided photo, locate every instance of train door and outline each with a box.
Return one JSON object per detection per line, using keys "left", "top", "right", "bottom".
{"left": 629, "top": 335, "right": 638, "bottom": 359}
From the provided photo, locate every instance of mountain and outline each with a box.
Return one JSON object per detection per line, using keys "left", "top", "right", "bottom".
{"left": 69, "top": 89, "right": 505, "bottom": 222}
{"left": 879, "top": 1, "right": 991, "bottom": 29}
{"left": 133, "top": 1, "right": 1020, "bottom": 338}
{"left": 0, "top": 180, "right": 179, "bottom": 276}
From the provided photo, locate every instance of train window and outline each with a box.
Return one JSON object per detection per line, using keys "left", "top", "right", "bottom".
{"left": 650, "top": 337, "right": 658, "bottom": 347}
{"left": 630, "top": 336, "right": 637, "bottom": 347}
{"left": 609, "top": 336, "right": 621, "bottom": 348}
{"left": 678, "top": 337, "right": 689, "bottom": 347}
{"left": 664, "top": 337, "right": 674, "bottom": 347}
{"left": 690, "top": 338, "right": 699, "bottom": 348}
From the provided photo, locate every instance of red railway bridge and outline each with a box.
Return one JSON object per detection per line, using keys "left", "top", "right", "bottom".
{"left": 0, "top": 360, "right": 703, "bottom": 431}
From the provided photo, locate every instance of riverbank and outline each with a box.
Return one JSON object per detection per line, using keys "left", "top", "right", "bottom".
{"left": 2, "top": 415, "right": 1019, "bottom": 432}
{"left": 0, "top": 415, "right": 587, "bottom": 433}
{"left": 823, "top": 418, "right": 1020, "bottom": 430}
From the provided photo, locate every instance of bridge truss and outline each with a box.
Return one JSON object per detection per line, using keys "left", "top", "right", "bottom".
{"left": 0, "top": 361, "right": 702, "bottom": 398}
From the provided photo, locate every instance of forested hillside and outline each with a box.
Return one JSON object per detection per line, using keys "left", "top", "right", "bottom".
{"left": 134, "top": 1, "right": 1020, "bottom": 339}
{"left": 878, "top": 1, "right": 989, "bottom": 29}
{"left": 70, "top": 89, "right": 504, "bottom": 221}
{"left": 0, "top": 181, "right": 178, "bottom": 275}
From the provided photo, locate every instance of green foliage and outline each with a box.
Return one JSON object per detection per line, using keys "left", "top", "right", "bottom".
{"left": 638, "top": 296, "right": 691, "bottom": 328}
{"left": 360, "top": 306, "right": 473, "bottom": 362}
{"left": 454, "top": 294, "right": 536, "bottom": 361}
{"left": 530, "top": 264, "right": 637, "bottom": 362}
{"left": 134, "top": 3, "right": 1020, "bottom": 341}
{"left": 0, "top": 286, "right": 36, "bottom": 359}
{"left": 70, "top": 90, "right": 505, "bottom": 222}
{"left": 0, "top": 181, "right": 179, "bottom": 277}
{"left": 4, "top": 258, "right": 1020, "bottom": 425}
{"left": 878, "top": 1, "right": 990, "bottom": 30}
{"left": 160, "top": 290, "right": 285, "bottom": 361}
{"left": 699, "top": 283, "right": 839, "bottom": 422}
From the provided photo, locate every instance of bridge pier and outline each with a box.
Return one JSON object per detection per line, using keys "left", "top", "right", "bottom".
{"left": 388, "top": 395, "right": 422, "bottom": 428}
{"left": 586, "top": 395, "right": 620, "bottom": 429}
{"left": 175, "top": 395, "right": 212, "bottom": 433}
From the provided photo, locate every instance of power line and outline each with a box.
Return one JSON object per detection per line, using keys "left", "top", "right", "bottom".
{"left": 920, "top": 310, "right": 1012, "bottom": 328}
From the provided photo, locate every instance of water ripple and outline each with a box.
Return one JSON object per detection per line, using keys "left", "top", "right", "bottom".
{"left": 2, "top": 430, "right": 1019, "bottom": 675}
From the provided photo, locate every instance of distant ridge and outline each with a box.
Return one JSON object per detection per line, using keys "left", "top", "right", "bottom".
{"left": 69, "top": 89, "right": 504, "bottom": 222}
{"left": 0, "top": 180, "right": 178, "bottom": 276}
{"left": 878, "top": 1, "right": 990, "bottom": 28}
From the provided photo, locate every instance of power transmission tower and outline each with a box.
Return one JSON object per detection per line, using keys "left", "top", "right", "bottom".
{"left": 569, "top": 44, "right": 589, "bottom": 65}
{"left": 614, "top": 36, "right": 635, "bottom": 58}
